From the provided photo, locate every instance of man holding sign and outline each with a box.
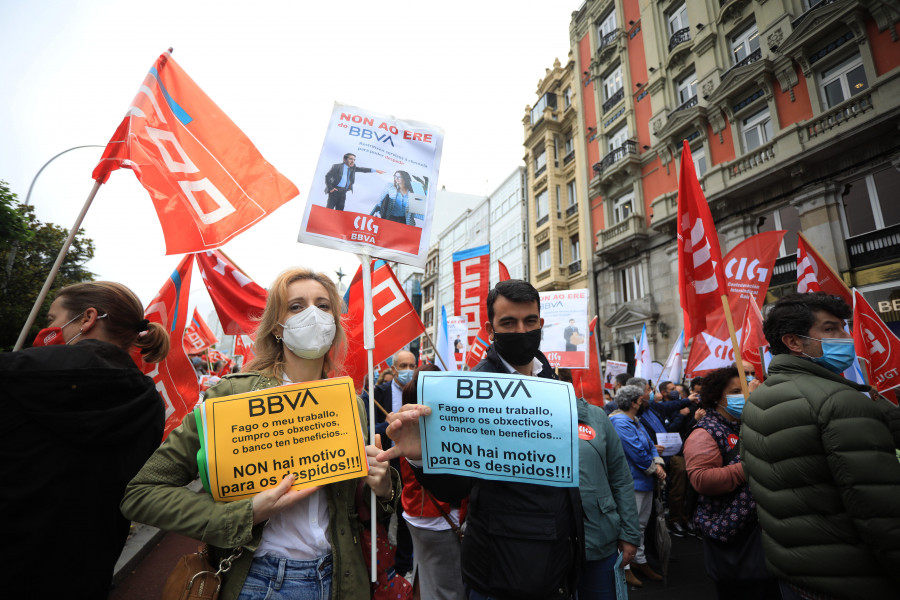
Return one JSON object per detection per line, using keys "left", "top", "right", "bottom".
{"left": 380, "top": 280, "right": 588, "bottom": 600}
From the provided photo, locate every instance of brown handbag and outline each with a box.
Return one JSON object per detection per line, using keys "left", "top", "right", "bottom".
{"left": 161, "top": 545, "right": 242, "bottom": 600}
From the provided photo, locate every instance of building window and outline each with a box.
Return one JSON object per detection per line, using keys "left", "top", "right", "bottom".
{"left": 612, "top": 192, "right": 634, "bottom": 224}
{"left": 819, "top": 54, "right": 868, "bottom": 109}
{"left": 667, "top": 3, "right": 689, "bottom": 35}
{"left": 530, "top": 92, "right": 557, "bottom": 125}
{"left": 841, "top": 167, "right": 900, "bottom": 237}
{"left": 536, "top": 189, "right": 549, "bottom": 220}
{"left": 534, "top": 147, "right": 547, "bottom": 175}
{"left": 570, "top": 235, "right": 580, "bottom": 262}
{"left": 537, "top": 242, "right": 551, "bottom": 271}
{"left": 567, "top": 180, "right": 577, "bottom": 207}
{"left": 676, "top": 70, "right": 697, "bottom": 105}
{"left": 559, "top": 238, "right": 565, "bottom": 265}
{"left": 741, "top": 106, "right": 772, "bottom": 151}
{"left": 608, "top": 125, "right": 628, "bottom": 152}
{"left": 618, "top": 263, "right": 644, "bottom": 302}
{"left": 603, "top": 65, "right": 623, "bottom": 101}
{"left": 556, "top": 185, "right": 562, "bottom": 215}
{"left": 598, "top": 8, "right": 616, "bottom": 38}
{"left": 758, "top": 205, "right": 801, "bottom": 257}
{"left": 691, "top": 146, "right": 707, "bottom": 178}
{"left": 564, "top": 134, "right": 574, "bottom": 156}
{"left": 564, "top": 87, "right": 572, "bottom": 108}
{"left": 424, "top": 308, "right": 434, "bottom": 328}
{"left": 730, "top": 22, "right": 760, "bottom": 64}
{"left": 423, "top": 284, "right": 433, "bottom": 303}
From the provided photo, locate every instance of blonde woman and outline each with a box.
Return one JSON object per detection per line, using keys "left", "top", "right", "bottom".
{"left": 121, "top": 268, "right": 399, "bottom": 600}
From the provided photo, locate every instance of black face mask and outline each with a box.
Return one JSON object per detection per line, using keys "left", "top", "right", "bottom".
{"left": 492, "top": 329, "right": 542, "bottom": 367}
{"left": 667, "top": 390, "right": 680, "bottom": 401}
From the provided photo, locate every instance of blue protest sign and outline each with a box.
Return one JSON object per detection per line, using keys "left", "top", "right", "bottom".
{"left": 418, "top": 371, "right": 579, "bottom": 487}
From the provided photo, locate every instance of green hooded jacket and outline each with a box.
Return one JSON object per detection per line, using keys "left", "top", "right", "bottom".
{"left": 121, "top": 372, "right": 399, "bottom": 600}
{"left": 740, "top": 354, "right": 900, "bottom": 599}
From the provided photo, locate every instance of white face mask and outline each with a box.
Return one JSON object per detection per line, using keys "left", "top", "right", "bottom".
{"left": 278, "top": 306, "right": 336, "bottom": 359}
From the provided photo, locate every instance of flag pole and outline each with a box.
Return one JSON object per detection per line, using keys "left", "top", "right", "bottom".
{"left": 358, "top": 252, "right": 377, "bottom": 582}
{"left": 421, "top": 327, "right": 448, "bottom": 372}
{"left": 14, "top": 180, "right": 103, "bottom": 351}
{"left": 720, "top": 295, "right": 751, "bottom": 398}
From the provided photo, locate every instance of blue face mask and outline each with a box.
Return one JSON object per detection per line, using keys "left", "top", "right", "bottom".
{"left": 648, "top": 390, "right": 655, "bottom": 403}
{"left": 724, "top": 394, "right": 745, "bottom": 419}
{"left": 395, "top": 369, "right": 414, "bottom": 386}
{"left": 746, "top": 375, "right": 755, "bottom": 384}
{"left": 800, "top": 336, "right": 856, "bottom": 374}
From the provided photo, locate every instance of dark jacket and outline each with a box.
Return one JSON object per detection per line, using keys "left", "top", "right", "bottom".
{"left": 373, "top": 380, "right": 395, "bottom": 440}
{"left": 414, "top": 345, "right": 585, "bottom": 599}
{"left": 741, "top": 354, "right": 900, "bottom": 599}
{"left": 0, "top": 340, "right": 164, "bottom": 599}
{"left": 324, "top": 162, "right": 373, "bottom": 193}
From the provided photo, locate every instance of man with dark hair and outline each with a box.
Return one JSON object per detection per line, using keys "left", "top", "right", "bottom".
{"left": 741, "top": 292, "right": 900, "bottom": 600}
{"left": 323, "top": 153, "right": 385, "bottom": 211}
{"left": 379, "top": 280, "right": 604, "bottom": 599}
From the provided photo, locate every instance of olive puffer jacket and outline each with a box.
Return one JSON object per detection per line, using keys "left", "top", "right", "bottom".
{"left": 121, "top": 372, "right": 399, "bottom": 600}
{"left": 740, "top": 354, "right": 900, "bottom": 599}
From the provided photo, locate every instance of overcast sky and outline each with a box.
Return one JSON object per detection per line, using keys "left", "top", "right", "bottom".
{"left": 1, "top": 0, "right": 577, "bottom": 319}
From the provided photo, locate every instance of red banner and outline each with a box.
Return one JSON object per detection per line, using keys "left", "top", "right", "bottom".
{"left": 304, "top": 205, "right": 421, "bottom": 255}
{"left": 92, "top": 51, "right": 298, "bottom": 255}
{"left": 234, "top": 334, "right": 255, "bottom": 367}
{"left": 132, "top": 255, "right": 200, "bottom": 439}
{"left": 183, "top": 307, "right": 218, "bottom": 355}
{"left": 797, "top": 233, "right": 852, "bottom": 304}
{"left": 196, "top": 249, "right": 267, "bottom": 339}
{"left": 498, "top": 260, "right": 510, "bottom": 282}
{"left": 853, "top": 290, "right": 900, "bottom": 399}
{"left": 685, "top": 230, "right": 785, "bottom": 377}
{"left": 344, "top": 261, "right": 426, "bottom": 390}
{"left": 464, "top": 256, "right": 509, "bottom": 369}
{"left": 740, "top": 301, "right": 768, "bottom": 378}
{"left": 453, "top": 245, "right": 490, "bottom": 350}
{"left": 572, "top": 316, "right": 603, "bottom": 406}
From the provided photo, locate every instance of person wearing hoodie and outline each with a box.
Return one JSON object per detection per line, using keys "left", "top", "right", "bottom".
{"left": 0, "top": 281, "right": 169, "bottom": 599}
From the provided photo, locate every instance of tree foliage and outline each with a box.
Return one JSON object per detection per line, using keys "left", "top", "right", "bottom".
{"left": 0, "top": 181, "right": 95, "bottom": 351}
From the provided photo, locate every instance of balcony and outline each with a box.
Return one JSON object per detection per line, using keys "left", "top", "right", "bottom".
{"left": 728, "top": 138, "right": 776, "bottom": 179}
{"left": 593, "top": 140, "right": 638, "bottom": 175}
{"left": 799, "top": 91, "right": 873, "bottom": 143}
{"left": 668, "top": 27, "right": 690, "bottom": 52}
{"left": 791, "top": 0, "right": 837, "bottom": 29}
{"left": 568, "top": 260, "right": 582, "bottom": 275}
{"left": 595, "top": 29, "right": 622, "bottom": 67}
{"left": 847, "top": 223, "right": 900, "bottom": 269}
{"left": 596, "top": 213, "right": 648, "bottom": 257}
{"left": 566, "top": 203, "right": 578, "bottom": 218}
{"left": 667, "top": 95, "right": 698, "bottom": 120}
{"left": 768, "top": 254, "right": 798, "bottom": 288}
{"left": 536, "top": 214, "right": 549, "bottom": 227}
{"left": 602, "top": 88, "right": 624, "bottom": 114}
{"left": 721, "top": 47, "right": 762, "bottom": 82}
{"left": 564, "top": 150, "right": 575, "bottom": 164}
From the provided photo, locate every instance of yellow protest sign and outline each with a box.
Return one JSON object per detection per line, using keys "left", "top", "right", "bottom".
{"left": 203, "top": 377, "right": 368, "bottom": 502}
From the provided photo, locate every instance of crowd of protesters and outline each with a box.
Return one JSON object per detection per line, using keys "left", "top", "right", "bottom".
{"left": 2, "top": 274, "right": 898, "bottom": 600}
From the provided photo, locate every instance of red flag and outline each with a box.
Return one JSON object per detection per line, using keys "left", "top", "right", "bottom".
{"left": 464, "top": 257, "right": 511, "bottom": 368}
{"left": 572, "top": 316, "right": 604, "bottom": 406}
{"left": 685, "top": 230, "right": 784, "bottom": 377}
{"left": 454, "top": 245, "right": 491, "bottom": 349}
{"left": 344, "top": 261, "right": 426, "bottom": 390}
{"left": 797, "top": 233, "right": 852, "bottom": 304}
{"left": 853, "top": 290, "right": 900, "bottom": 399}
{"left": 498, "top": 260, "right": 511, "bottom": 282}
{"left": 183, "top": 307, "right": 219, "bottom": 355}
{"left": 234, "top": 334, "right": 255, "bottom": 367}
{"left": 92, "top": 51, "right": 298, "bottom": 255}
{"left": 196, "top": 250, "right": 267, "bottom": 339}
{"left": 132, "top": 255, "right": 200, "bottom": 439}
{"left": 740, "top": 301, "right": 767, "bottom": 378}
{"left": 677, "top": 141, "right": 727, "bottom": 340}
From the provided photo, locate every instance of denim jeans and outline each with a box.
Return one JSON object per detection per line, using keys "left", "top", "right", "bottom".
{"left": 577, "top": 552, "right": 618, "bottom": 600}
{"left": 236, "top": 554, "right": 332, "bottom": 600}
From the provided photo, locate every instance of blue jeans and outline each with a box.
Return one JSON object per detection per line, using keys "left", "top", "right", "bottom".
{"left": 236, "top": 554, "right": 332, "bottom": 600}
{"left": 577, "top": 552, "right": 618, "bottom": 600}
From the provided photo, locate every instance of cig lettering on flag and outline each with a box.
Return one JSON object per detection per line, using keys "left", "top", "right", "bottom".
{"left": 132, "top": 255, "right": 200, "bottom": 439}
{"left": 853, "top": 290, "right": 900, "bottom": 400}
{"left": 343, "top": 261, "right": 426, "bottom": 390}
{"left": 196, "top": 250, "right": 267, "bottom": 339}
{"left": 453, "top": 245, "right": 490, "bottom": 351}
{"left": 183, "top": 307, "right": 219, "bottom": 355}
{"left": 92, "top": 51, "right": 298, "bottom": 255}
{"left": 677, "top": 141, "right": 727, "bottom": 340}
{"left": 797, "top": 233, "right": 852, "bottom": 304}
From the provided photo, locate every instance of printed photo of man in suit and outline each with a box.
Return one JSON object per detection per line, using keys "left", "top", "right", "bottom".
{"left": 324, "top": 153, "right": 385, "bottom": 211}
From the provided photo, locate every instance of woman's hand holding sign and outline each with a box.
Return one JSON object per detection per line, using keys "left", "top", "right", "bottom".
{"left": 365, "top": 434, "right": 393, "bottom": 499}
{"left": 377, "top": 404, "right": 431, "bottom": 462}
{"left": 251, "top": 475, "right": 321, "bottom": 525}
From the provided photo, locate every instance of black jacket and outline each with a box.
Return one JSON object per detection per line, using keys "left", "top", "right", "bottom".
{"left": 0, "top": 340, "right": 165, "bottom": 599}
{"left": 415, "top": 345, "right": 585, "bottom": 599}
{"left": 324, "top": 162, "right": 373, "bottom": 193}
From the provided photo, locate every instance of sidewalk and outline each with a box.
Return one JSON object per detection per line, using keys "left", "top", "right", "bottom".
{"left": 630, "top": 533, "right": 716, "bottom": 599}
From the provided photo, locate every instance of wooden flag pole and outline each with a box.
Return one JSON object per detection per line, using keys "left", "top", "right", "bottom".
{"left": 422, "top": 326, "right": 449, "bottom": 372}
{"left": 358, "top": 252, "right": 377, "bottom": 582}
{"left": 721, "top": 294, "right": 751, "bottom": 399}
{"left": 14, "top": 180, "right": 103, "bottom": 351}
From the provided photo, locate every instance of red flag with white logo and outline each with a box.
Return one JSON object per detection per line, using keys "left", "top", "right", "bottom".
{"left": 132, "top": 255, "right": 200, "bottom": 439}
{"left": 740, "top": 301, "right": 768, "bottom": 378}
{"left": 797, "top": 233, "right": 852, "bottom": 305}
{"left": 92, "top": 51, "right": 298, "bottom": 255}
{"left": 453, "top": 245, "right": 490, "bottom": 350}
{"left": 685, "top": 230, "right": 784, "bottom": 376}
{"left": 464, "top": 257, "right": 510, "bottom": 369}
{"left": 853, "top": 290, "right": 900, "bottom": 400}
{"left": 344, "top": 261, "right": 426, "bottom": 391}
{"left": 677, "top": 141, "right": 728, "bottom": 340}
{"left": 234, "top": 334, "right": 255, "bottom": 367}
{"left": 571, "top": 316, "right": 604, "bottom": 406}
{"left": 183, "top": 307, "right": 219, "bottom": 355}
{"left": 196, "top": 250, "right": 267, "bottom": 339}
